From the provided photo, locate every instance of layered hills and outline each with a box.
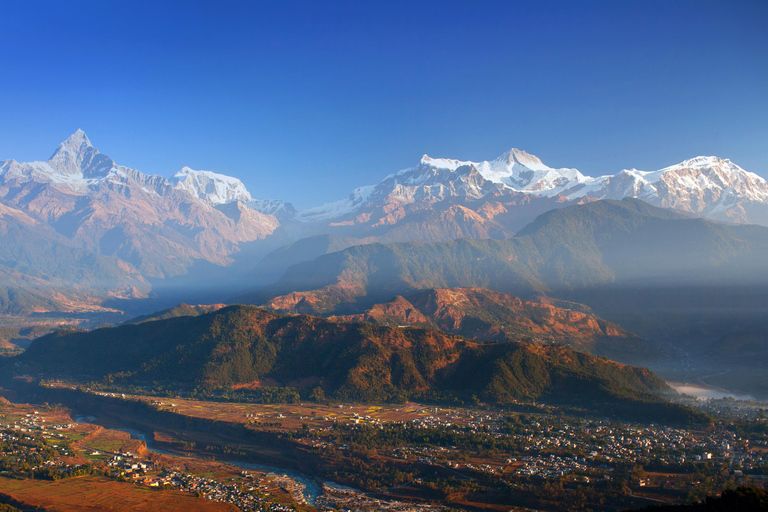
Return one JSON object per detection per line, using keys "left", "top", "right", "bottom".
{"left": 11, "top": 305, "right": 706, "bottom": 424}
{"left": 256, "top": 199, "right": 768, "bottom": 315}
{"left": 252, "top": 198, "right": 768, "bottom": 398}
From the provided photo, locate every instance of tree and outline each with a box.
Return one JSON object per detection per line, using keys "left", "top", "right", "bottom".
{"left": 310, "top": 386, "right": 325, "bottom": 402}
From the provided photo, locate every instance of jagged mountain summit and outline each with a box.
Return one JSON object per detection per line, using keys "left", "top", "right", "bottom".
{"left": 1, "top": 129, "right": 151, "bottom": 192}
{"left": 297, "top": 149, "right": 768, "bottom": 227}
{"left": 0, "top": 131, "right": 282, "bottom": 312}
{"left": 1, "top": 130, "right": 275, "bottom": 208}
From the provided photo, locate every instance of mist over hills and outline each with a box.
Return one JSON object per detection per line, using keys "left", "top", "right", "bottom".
{"left": 244, "top": 199, "right": 768, "bottom": 397}
{"left": 253, "top": 199, "right": 768, "bottom": 316}
{"left": 0, "top": 201, "right": 149, "bottom": 315}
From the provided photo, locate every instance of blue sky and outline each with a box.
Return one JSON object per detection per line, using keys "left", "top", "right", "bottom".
{"left": 0, "top": 0, "right": 766, "bottom": 208}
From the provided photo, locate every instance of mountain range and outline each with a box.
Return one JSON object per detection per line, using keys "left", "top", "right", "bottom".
{"left": 2, "top": 131, "right": 768, "bottom": 316}
{"left": 0, "top": 131, "right": 284, "bottom": 314}
{"left": 284, "top": 148, "right": 768, "bottom": 237}
{"left": 1, "top": 131, "right": 768, "bottom": 401}
{"left": 0, "top": 130, "right": 280, "bottom": 276}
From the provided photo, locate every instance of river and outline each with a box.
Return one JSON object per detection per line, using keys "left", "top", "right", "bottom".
{"left": 74, "top": 417, "right": 324, "bottom": 505}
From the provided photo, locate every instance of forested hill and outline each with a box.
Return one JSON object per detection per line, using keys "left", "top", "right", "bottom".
{"left": 12, "top": 305, "right": 707, "bottom": 424}
{"left": 126, "top": 303, "right": 227, "bottom": 324}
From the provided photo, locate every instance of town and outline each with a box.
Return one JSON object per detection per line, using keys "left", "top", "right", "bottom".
{"left": 0, "top": 389, "right": 765, "bottom": 511}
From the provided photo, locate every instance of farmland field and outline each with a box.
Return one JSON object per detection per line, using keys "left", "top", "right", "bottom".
{"left": 0, "top": 475, "right": 238, "bottom": 511}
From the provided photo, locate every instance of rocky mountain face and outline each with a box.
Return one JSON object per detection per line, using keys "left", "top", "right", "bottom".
{"left": 328, "top": 287, "right": 642, "bottom": 355}
{"left": 0, "top": 130, "right": 281, "bottom": 314}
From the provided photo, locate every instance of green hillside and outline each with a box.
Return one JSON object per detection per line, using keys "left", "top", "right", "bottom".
{"left": 126, "top": 303, "right": 227, "bottom": 324}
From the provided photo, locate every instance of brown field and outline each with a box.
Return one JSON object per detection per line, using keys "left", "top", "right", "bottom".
{"left": 76, "top": 426, "right": 146, "bottom": 457}
{"left": 0, "top": 475, "right": 238, "bottom": 511}
{"left": 137, "top": 396, "right": 477, "bottom": 430}
{"left": 0, "top": 399, "right": 72, "bottom": 425}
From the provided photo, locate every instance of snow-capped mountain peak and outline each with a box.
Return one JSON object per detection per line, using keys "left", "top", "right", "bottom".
{"left": 0, "top": 130, "right": 118, "bottom": 188}
{"left": 493, "top": 148, "right": 550, "bottom": 171}
{"left": 652, "top": 156, "right": 768, "bottom": 203}
{"left": 659, "top": 156, "right": 762, "bottom": 182}
{"left": 171, "top": 166, "right": 253, "bottom": 205}
{"left": 418, "top": 148, "right": 588, "bottom": 196}
{"left": 296, "top": 147, "right": 768, "bottom": 227}
{"left": 50, "top": 128, "right": 93, "bottom": 158}
{"left": 47, "top": 129, "right": 112, "bottom": 178}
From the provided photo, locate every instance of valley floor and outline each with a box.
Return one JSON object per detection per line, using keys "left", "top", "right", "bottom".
{"left": 0, "top": 385, "right": 765, "bottom": 511}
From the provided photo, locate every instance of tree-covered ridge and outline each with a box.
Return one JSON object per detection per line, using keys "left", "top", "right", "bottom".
{"left": 13, "top": 305, "right": 707, "bottom": 424}
{"left": 125, "top": 303, "right": 227, "bottom": 325}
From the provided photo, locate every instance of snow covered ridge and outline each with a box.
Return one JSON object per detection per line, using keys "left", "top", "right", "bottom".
{"left": 3, "top": 130, "right": 768, "bottom": 226}
{"left": 171, "top": 167, "right": 252, "bottom": 205}
{"left": 407, "top": 150, "right": 768, "bottom": 202}
{"left": 0, "top": 130, "right": 278, "bottom": 207}
{"left": 300, "top": 148, "right": 768, "bottom": 225}
{"left": 299, "top": 185, "right": 375, "bottom": 222}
